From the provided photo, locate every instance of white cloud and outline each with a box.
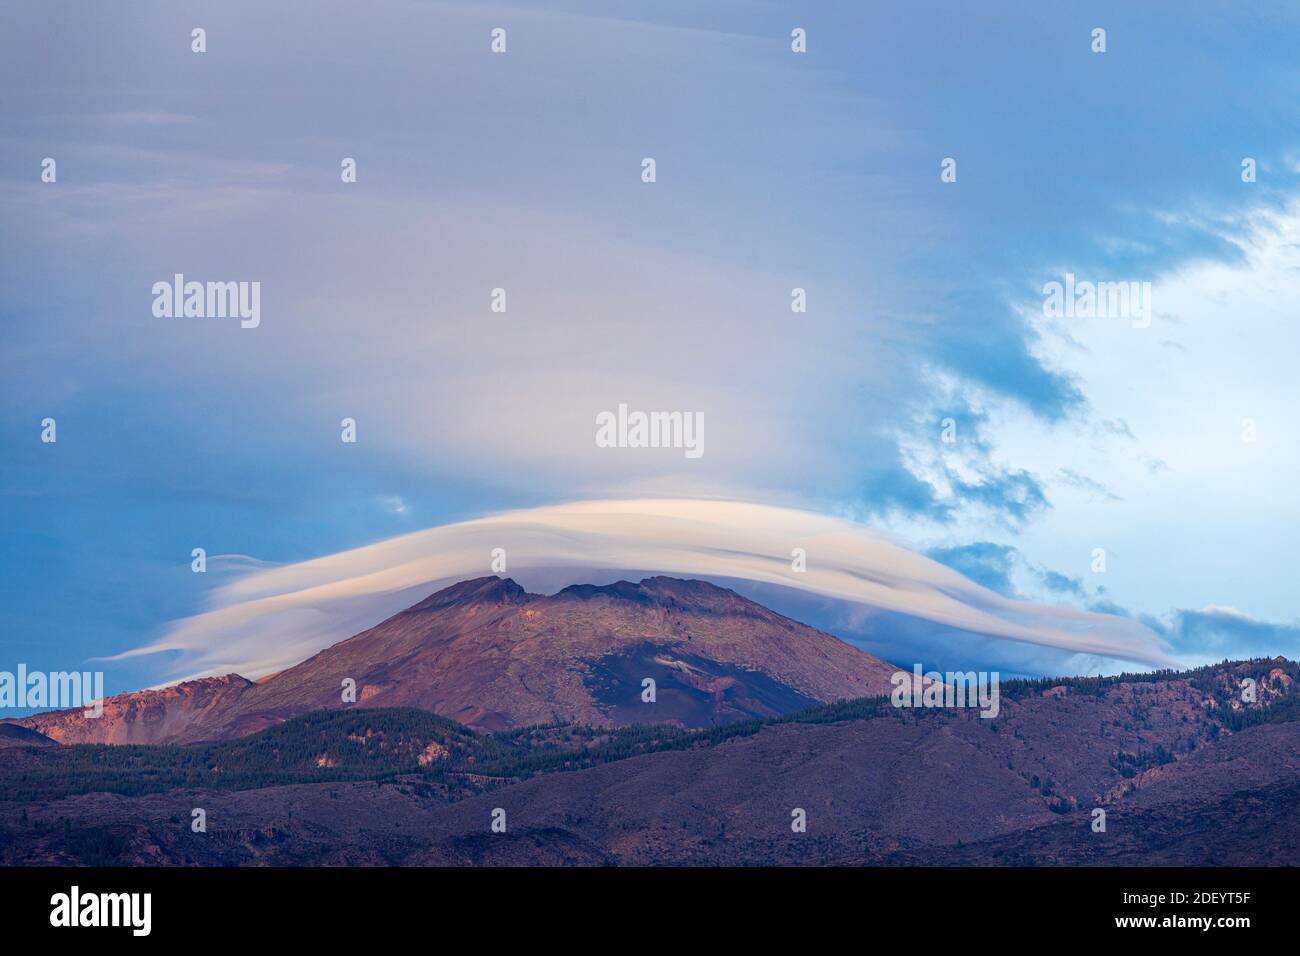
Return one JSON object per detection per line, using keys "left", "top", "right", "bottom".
{"left": 111, "top": 498, "right": 1174, "bottom": 682}
{"left": 882, "top": 200, "right": 1300, "bottom": 624}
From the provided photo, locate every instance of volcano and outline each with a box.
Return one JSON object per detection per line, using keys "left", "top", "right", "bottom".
{"left": 11, "top": 576, "right": 899, "bottom": 743}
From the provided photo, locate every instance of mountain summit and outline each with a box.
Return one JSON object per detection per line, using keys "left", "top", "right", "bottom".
{"left": 406, "top": 575, "right": 530, "bottom": 612}
{"left": 13, "top": 576, "right": 899, "bottom": 743}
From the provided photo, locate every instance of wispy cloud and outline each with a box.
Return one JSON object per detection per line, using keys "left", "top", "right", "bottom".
{"left": 110, "top": 499, "right": 1176, "bottom": 682}
{"left": 1141, "top": 605, "right": 1300, "bottom": 666}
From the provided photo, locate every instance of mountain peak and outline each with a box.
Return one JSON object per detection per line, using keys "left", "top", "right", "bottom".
{"left": 408, "top": 575, "right": 531, "bottom": 612}
{"left": 637, "top": 575, "right": 736, "bottom": 599}
{"left": 552, "top": 580, "right": 653, "bottom": 603}
{"left": 549, "top": 576, "right": 748, "bottom": 612}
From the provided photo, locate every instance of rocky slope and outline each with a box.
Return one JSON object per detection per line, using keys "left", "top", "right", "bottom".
{"left": 12, "top": 674, "right": 254, "bottom": 745}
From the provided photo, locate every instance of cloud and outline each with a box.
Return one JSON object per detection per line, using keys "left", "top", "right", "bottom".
{"left": 0, "top": 0, "right": 1089, "bottom": 533}
{"left": 1141, "top": 606, "right": 1300, "bottom": 665}
{"left": 927, "top": 288, "right": 1084, "bottom": 422}
{"left": 968, "top": 199, "right": 1300, "bottom": 625}
{"left": 1057, "top": 468, "right": 1122, "bottom": 502}
{"left": 878, "top": 397, "right": 1052, "bottom": 529}
{"left": 110, "top": 498, "right": 1176, "bottom": 682}
{"left": 3, "top": 0, "right": 1298, "bottom": 688}
{"left": 90, "top": 111, "right": 198, "bottom": 127}
{"left": 924, "top": 542, "right": 1019, "bottom": 597}
{"left": 1040, "top": 570, "right": 1085, "bottom": 597}
{"left": 1094, "top": 418, "right": 1136, "bottom": 442}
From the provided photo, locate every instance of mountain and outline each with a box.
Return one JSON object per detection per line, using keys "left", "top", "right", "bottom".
{"left": 2, "top": 659, "right": 1296, "bottom": 866}
{"left": 12, "top": 674, "right": 254, "bottom": 745}
{"left": 6, "top": 576, "right": 900, "bottom": 744}
{"left": 0, "top": 724, "right": 55, "bottom": 748}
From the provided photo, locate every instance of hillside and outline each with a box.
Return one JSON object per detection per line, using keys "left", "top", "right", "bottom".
{"left": 1, "top": 658, "right": 1296, "bottom": 866}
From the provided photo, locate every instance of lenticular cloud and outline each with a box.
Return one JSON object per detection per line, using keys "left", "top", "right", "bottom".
{"left": 113, "top": 499, "right": 1175, "bottom": 682}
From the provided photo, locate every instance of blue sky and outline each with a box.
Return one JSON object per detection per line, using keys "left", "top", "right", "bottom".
{"left": 3, "top": 1, "right": 1299, "bottom": 697}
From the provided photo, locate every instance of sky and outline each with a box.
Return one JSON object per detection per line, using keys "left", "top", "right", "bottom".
{"left": 2, "top": 1, "right": 1299, "bottom": 699}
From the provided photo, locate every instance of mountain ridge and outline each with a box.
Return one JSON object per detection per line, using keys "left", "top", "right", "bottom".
{"left": 6, "top": 575, "right": 900, "bottom": 744}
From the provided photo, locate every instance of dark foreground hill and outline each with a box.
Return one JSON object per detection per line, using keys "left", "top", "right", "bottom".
{"left": 0, "top": 724, "right": 55, "bottom": 748}
{"left": 1, "top": 658, "right": 1297, "bottom": 866}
